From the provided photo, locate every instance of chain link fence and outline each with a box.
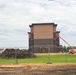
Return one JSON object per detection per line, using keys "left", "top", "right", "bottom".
{"left": 0, "top": 46, "right": 75, "bottom": 64}
{"left": 0, "top": 47, "right": 76, "bottom": 75}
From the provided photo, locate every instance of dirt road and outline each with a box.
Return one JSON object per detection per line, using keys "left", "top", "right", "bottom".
{"left": 0, "top": 63, "right": 76, "bottom": 75}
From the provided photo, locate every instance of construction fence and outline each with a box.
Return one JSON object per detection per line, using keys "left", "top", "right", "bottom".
{"left": 0, "top": 48, "right": 76, "bottom": 75}
{"left": 0, "top": 47, "right": 76, "bottom": 64}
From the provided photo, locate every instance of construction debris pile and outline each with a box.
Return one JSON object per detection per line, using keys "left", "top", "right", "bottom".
{"left": 0, "top": 49, "right": 36, "bottom": 59}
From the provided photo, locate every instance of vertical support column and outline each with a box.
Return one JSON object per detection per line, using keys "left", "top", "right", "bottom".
{"left": 47, "top": 47, "right": 52, "bottom": 64}
{"left": 15, "top": 48, "right": 18, "bottom": 64}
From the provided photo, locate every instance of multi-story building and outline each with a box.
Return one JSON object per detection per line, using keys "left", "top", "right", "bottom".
{"left": 28, "top": 23, "right": 60, "bottom": 53}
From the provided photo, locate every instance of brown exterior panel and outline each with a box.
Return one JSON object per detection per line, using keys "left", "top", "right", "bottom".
{"left": 31, "top": 27, "right": 33, "bottom": 33}
{"left": 53, "top": 26, "right": 56, "bottom": 32}
{"left": 33, "top": 25, "right": 54, "bottom": 39}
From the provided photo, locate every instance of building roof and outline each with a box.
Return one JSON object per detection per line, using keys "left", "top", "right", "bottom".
{"left": 56, "top": 31, "right": 60, "bottom": 33}
{"left": 28, "top": 32, "right": 33, "bottom": 34}
{"left": 29, "top": 23, "right": 57, "bottom": 27}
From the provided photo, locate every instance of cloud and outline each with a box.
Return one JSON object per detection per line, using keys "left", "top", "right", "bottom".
{"left": 0, "top": 0, "right": 76, "bottom": 48}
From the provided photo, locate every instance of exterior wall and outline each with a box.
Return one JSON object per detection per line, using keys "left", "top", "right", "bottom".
{"left": 56, "top": 32, "right": 60, "bottom": 46}
{"left": 33, "top": 25, "right": 53, "bottom": 39}
{"left": 28, "top": 33, "right": 31, "bottom": 39}
{"left": 29, "top": 39, "right": 34, "bottom": 46}
{"left": 31, "top": 26, "right": 33, "bottom": 33}
{"left": 32, "top": 46, "right": 56, "bottom": 53}
{"left": 53, "top": 26, "right": 56, "bottom": 32}
{"left": 34, "top": 39, "right": 54, "bottom": 45}
{"left": 28, "top": 23, "right": 60, "bottom": 53}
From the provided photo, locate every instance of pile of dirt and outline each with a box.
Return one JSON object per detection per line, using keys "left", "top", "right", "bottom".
{"left": 0, "top": 63, "right": 76, "bottom": 75}
{"left": 0, "top": 49, "right": 36, "bottom": 58}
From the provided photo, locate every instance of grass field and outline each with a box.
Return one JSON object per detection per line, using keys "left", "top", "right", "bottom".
{"left": 0, "top": 53, "right": 76, "bottom": 64}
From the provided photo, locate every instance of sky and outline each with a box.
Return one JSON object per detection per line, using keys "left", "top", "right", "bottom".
{"left": 0, "top": 0, "right": 76, "bottom": 48}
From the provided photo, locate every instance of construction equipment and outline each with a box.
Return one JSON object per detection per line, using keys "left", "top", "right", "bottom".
{"left": 56, "top": 34, "right": 75, "bottom": 54}
{"left": 69, "top": 49, "right": 76, "bottom": 54}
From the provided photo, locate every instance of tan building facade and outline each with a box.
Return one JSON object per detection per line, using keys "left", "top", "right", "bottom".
{"left": 28, "top": 23, "right": 60, "bottom": 53}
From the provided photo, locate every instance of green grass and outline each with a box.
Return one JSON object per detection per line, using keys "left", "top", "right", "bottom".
{"left": 0, "top": 54, "right": 76, "bottom": 64}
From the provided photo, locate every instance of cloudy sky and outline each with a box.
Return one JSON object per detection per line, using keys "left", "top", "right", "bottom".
{"left": 0, "top": 0, "right": 76, "bottom": 48}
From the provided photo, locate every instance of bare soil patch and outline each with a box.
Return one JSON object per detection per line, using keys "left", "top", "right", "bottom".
{"left": 0, "top": 63, "right": 76, "bottom": 75}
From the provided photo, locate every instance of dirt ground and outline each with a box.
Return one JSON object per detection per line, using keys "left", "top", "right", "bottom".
{"left": 0, "top": 63, "right": 76, "bottom": 75}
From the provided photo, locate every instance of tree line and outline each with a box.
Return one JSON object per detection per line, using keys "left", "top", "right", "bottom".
{"left": 60, "top": 45, "right": 76, "bottom": 52}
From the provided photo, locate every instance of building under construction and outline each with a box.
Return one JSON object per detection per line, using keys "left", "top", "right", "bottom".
{"left": 28, "top": 23, "right": 60, "bottom": 53}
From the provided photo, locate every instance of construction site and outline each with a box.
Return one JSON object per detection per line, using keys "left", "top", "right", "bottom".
{"left": 0, "top": 23, "right": 76, "bottom": 75}
{"left": 0, "top": 23, "right": 75, "bottom": 59}
{"left": 28, "top": 23, "right": 60, "bottom": 53}
{"left": 0, "top": 63, "right": 76, "bottom": 75}
{"left": 28, "top": 23, "right": 75, "bottom": 54}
